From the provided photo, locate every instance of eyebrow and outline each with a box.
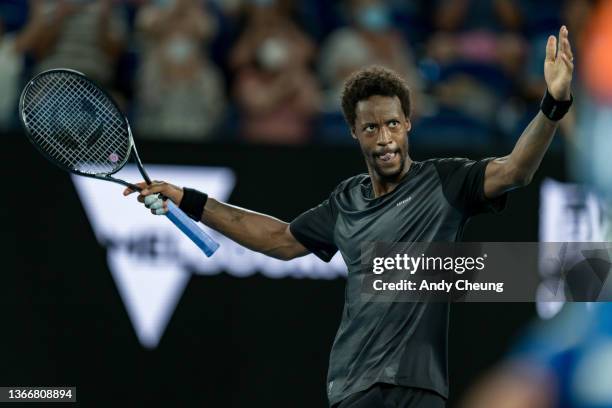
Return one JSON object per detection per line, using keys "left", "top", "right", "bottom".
{"left": 361, "top": 118, "right": 400, "bottom": 128}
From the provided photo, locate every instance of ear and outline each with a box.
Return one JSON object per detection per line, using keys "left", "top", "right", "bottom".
{"left": 351, "top": 128, "right": 358, "bottom": 140}
{"left": 405, "top": 118, "right": 412, "bottom": 132}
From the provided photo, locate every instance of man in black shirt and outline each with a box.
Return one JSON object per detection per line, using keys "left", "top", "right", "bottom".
{"left": 124, "top": 26, "right": 574, "bottom": 407}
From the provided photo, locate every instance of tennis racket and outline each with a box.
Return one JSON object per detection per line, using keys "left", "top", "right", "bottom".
{"left": 19, "top": 68, "right": 220, "bottom": 257}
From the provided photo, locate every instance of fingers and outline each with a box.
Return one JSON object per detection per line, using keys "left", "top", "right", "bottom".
{"left": 125, "top": 182, "right": 167, "bottom": 196}
{"left": 144, "top": 194, "right": 168, "bottom": 215}
{"left": 561, "top": 26, "right": 573, "bottom": 62}
{"left": 553, "top": 26, "right": 574, "bottom": 65}
{"left": 151, "top": 198, "right": 168, "bottom": 215}
{"left": 557, "top": 26, "right": 574, "bottom": 72}
{"left": 546, "top": 26, "right": 574, "bottom": 68}
{"left": 561, "top": 53, "right": 574, "bottom": 71}
{"left": 152, "top": 207, "right": 168, "bottom": 215}
{"left": 122, "top": 180, "right": 172, "bottom": 216}
{"left": 122, "top": 181, "right": 148, "bottom": 196}
{"left": 140, "top": 181, "right": 169, "bottom": 196}
{"left": 558, "top": 26, "right": 573, "bottom": 60}
{"left": 144, "top": 195, "right": 160, "bottom": 208}
{"left": 545, "top": 35, "right": 556, "bottom": 63}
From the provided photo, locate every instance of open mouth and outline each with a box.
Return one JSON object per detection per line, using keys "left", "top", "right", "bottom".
{"left": 375, "top": 151, "right": 398, "bottom": 163}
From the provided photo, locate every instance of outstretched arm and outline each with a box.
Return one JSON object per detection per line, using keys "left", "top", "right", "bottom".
{"left": 484, "top": 26, "right": 574, "bottom": 199}
{"left": 123, "top": 182, "right": 309, "bottom": 261}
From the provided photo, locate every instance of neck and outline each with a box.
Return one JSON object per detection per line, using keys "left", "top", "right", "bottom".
{"left": 369, "top": 157, "right": 413, "bottom": 198}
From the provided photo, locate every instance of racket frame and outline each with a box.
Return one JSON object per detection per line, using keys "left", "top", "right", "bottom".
{"left": 19, "top": 68, "right": 147, "bottom": 190}
{"left": 19, "top": 68, "right": 220, "bottom": 257}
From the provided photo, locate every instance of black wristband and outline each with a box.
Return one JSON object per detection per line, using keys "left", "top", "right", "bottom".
{"left": 540, "top": 89, "right": 573, "bottom": 121}
{"left": 179, "top": 188, "right": 208, "bottom": 221}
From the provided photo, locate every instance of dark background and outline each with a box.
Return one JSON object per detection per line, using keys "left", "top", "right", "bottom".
{"left": 2, "top": 134, "right": 566, "bottom": 407}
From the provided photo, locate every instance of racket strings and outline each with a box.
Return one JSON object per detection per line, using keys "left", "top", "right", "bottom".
{"left": 22, "top": 71, "right": 130, "bottom": 175}
{"left": 28, "top": 75, "right": 127, "bottom": 173}
{"left": 31, "top": 75, "right": 125, "bottom": 169}
{"left": 29, "top": 77, "right": 103, "bottom": 170}
{"left": 27, "top": 77, "right": 125, "bottom": 173}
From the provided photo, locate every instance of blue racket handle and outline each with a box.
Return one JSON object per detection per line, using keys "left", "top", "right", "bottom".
{"left": 164, "top": 200, "right": 220, "bottom": 257}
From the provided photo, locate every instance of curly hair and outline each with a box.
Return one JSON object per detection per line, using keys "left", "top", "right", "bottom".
{"left": 341, "top": 66, "right": 411, "bottom": 129}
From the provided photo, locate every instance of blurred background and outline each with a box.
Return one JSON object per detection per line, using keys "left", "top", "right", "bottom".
{"left": 2, "top": 0, "right": 612, "bottom": 407}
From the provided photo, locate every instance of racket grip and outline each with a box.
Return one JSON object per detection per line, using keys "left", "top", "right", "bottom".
{"left": 164, "top": 201, "right": 220, "bottom": 257}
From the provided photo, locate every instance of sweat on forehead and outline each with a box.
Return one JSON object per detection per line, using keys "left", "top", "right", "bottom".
{"left": 341, "top": 66, "right": 412, "bottom": 128}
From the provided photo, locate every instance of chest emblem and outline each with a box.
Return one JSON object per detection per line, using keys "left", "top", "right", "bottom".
{"left": 395, "top": 196, "right": 412, "bottom": 207}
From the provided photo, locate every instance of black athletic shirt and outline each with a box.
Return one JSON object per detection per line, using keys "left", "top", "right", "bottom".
{"left": 289, "top": 158, "right": 507, "bottom": 406}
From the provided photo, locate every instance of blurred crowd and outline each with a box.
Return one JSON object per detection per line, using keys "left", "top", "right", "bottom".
{"left": 0, "top": 0, "right": 597, "bottom": 146}
{"left": 462, "top": 303, "right": 612, "bottom": 408}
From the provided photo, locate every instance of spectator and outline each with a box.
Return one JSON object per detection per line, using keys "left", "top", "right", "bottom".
{"left": 318, "top": 0, "right": 424, "bottom": 115}
{"left": 134, "top": 0, "right": 226, "bottom": 141}
{"left": 0, "top": 3, "right": 47, "bottom": 130}
{"left": 0, "top": 16, "right": 24, "bottom": 130}
{"left": 29, "top": 0, "right": 127, "bottom": 89}
{"left": 423, "top": 0, "right": 526, "bottom": 138}
{"left": 433, "top": 0, "right": 521, "bottom": 31}
{"left": 428, "top": 0, "right": 524, "bottom": 73}
{"left": 230, "top": 0, "right": 321, "bottom": 145}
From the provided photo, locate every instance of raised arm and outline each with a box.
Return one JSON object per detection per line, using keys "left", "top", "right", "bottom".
{"left": 123, "top": 182, "right": 309, "bottom": 261}
{"left": 484, "top": 26, "right": 574, "bottom": 199}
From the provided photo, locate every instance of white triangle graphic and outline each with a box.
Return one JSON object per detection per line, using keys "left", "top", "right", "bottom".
{"left": 108, "top": 252, "right": 189, "bottom": 348}
{"left": 73, "top": 165, "right": 235, "bottom": 348}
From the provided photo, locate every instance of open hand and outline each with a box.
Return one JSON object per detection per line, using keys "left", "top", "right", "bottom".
{"left": 544, "top": 25, "right": 574, "bottom": 101}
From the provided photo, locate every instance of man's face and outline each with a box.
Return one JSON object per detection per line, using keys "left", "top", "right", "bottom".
{"left": 352, "top": 95, "right": 411, "bottom": 180}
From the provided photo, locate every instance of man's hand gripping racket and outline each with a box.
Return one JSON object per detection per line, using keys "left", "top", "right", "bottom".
{"left": 19, "top": 69, "right": 219, "bottom": 257}
{"left": 123, "top": 181, "right": 183, "bottom": 216}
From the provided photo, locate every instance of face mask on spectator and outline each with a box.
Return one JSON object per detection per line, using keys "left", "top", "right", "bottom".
{"left": 356, "top": 4, "right": 392, "bottom": 33}
{"left": 165, "top": 37, "right": 196, "bottom": 64}
{"left": 256, "top": 37, "right": 290, "bottom": 72}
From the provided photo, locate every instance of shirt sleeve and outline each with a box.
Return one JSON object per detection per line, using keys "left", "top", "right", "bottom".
{"left": 289, "top": 199, "right": 338, "bottom": 262}
{"left": 433, "top": 157, "right": 508, "bottom": 216}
